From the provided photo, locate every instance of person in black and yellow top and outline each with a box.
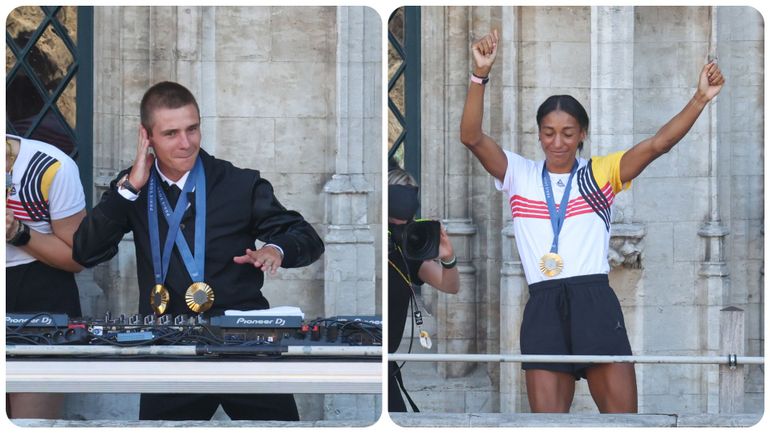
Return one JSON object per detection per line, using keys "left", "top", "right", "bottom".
{"left": 6, "top": 134, "right": 86, "bottom": 419}
{"left": 388, "top": 161, "right": 460, "bottom": 412}
{"left": 73, "top": 81, "right": 324, "bottom": 420}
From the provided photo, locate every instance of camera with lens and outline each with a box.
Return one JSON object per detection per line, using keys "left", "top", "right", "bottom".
{"left": 388, "top": 219, "right": 441, "bottom": 261}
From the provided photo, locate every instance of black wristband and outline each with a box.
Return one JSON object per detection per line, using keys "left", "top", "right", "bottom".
{"left": 8, "top": 222, "right": 31, "bottom": 246}
{"left": 440, "top": 255, "right": 457, "bottom": 269}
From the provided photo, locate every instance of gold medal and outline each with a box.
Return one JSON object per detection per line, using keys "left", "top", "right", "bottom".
{"left": 539, "top": 252, "right": 564, "bottom": 277}
{"left": 150, "top": 284, "right": 170, "bottom": 315}
{"left": 185, "top": 282, "right": 215, "bottom": 313}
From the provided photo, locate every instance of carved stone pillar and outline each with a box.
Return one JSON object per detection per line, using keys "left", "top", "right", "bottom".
{"left": 589, "top": 6, "right": 649, "bottom": 410}
{"left": 499, "top": 222, "right": 527, "bottom": 413}
{"left": 426, "top": 5, "right": 479, "bottom": 380}
{"left": 92, "top": 6, "right": 156, "bottom": 319}
{"left": 323, "top": 6, "right": 378, "bottom": 317}
{"left": 437, "top": 218, "right": 477, "bottom": 380}
{"left": 322, "top": 7, "right": 379, "bottom": 421}
{"left": 497, "top": 6, "right": 526, "bottom": 414}
{"left": 698, "top": 7, "right": 730, "bottom": 414}
{"left": 700, "top": 221, "right": 730, "bottom": 415}
{"left": 589, "top": 5, "right": 636, "bottom": 225}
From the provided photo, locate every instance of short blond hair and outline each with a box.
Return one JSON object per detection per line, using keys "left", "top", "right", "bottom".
{"left": 388, "top": 164, "right": 418, "bottom": 187}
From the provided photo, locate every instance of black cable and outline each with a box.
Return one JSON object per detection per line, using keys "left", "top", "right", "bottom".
{"left": 339, "top": 321, "right": 382, "bottom": 343}
{"left": 6, "top": 333, "right": 53, "bottom": 345}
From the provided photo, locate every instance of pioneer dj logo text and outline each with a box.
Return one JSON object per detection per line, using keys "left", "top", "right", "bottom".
{"left": 6, "top": 316, "right": 52, "bottom": 325}
{"left": 235, "top": 318, "right": 275, "bottom": 326}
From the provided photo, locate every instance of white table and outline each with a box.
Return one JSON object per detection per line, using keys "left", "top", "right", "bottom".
{"left": 6, "top": 359, "right": 381, "bottom": 394}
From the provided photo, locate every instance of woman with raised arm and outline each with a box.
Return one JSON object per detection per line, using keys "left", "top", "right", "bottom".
{"left": 460, "top": 29, "right": 724, "bottom": 413}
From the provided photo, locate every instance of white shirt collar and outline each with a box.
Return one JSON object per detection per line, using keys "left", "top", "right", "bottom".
{"left": 155, "top": 160, "right": 190, "bottom": 189}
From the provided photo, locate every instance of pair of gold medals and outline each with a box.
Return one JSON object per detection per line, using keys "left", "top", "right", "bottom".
{"left": 150, "top": 282, "right": 215, "bottom": 315}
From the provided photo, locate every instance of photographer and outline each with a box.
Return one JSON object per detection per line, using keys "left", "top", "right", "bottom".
{"left": 388, "top": 161, "right": 459, "bottom": 412}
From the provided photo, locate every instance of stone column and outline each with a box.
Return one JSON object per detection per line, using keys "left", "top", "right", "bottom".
{"left": 72, "top": 6, "right": 155, "bottom": 421}
{"left": 423, "top": 6, "right": 479, "bottom": 381}
{"left": 499, "top": 222, "right": 526, "bottom": 413}
{"left": 92, "top": 6, "right": 155, "bottom": 320}
{"left": 321, "top": 6, "right": 379, "bottom": 422}
{"left": 590, "top": 6, "right": 648, "bottom": 408}
{"left": 322, "top": 6, "right": 377, "bottom": 317}
{"left": 698, "top": 6, "right": 730, "bottom": 414}
{"left": 497, "top": 6, "right": 527, "bottom": 414}
{"left": 590, "top": 6, "right": 636, "bottom": 221}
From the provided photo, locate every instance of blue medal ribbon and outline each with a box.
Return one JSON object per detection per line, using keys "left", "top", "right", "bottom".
{"left": 147, "top": 157, "right": 207, "bottom": 285}
{"left": 541, "top": 160, "right": 579, "bottom": 254}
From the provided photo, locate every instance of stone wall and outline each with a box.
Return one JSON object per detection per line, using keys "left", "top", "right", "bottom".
{"left": 399, "top": 5, "right": 763, "bottom": 415}
{"left": 66, "top": 6, "right": 381, "bottom": 422}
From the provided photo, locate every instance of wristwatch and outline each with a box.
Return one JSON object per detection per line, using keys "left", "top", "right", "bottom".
{"left": 8, "top": 222, "right": 31, "bottom": 246}
{"left": 117, "top": 174, "right": 140, "bottom": 195}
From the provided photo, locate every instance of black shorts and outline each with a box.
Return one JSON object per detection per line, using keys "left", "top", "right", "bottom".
{"left": 6, "top": 260, "right": 82, "bottom": 317}
{"left": 520, "top": 273, "right": 631, "bottom": 379}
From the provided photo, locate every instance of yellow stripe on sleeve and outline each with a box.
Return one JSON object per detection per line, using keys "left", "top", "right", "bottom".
{"left": 590, "top": 151, "right": 631, "bottom": 194}
{"left": 40, "top": 161, "right": 62, "bottom": 201}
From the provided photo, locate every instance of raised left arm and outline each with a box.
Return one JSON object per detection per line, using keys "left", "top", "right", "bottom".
{"left": 619, "top": 62, "right": 725, "bottom": 183}
{"left": 416, "top": 224, "right": 459, "bottom": 294}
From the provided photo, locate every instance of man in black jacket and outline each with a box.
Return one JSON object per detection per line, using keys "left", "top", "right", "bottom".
{"left": 73, "top": 81, "right": 325, "bottom": 420}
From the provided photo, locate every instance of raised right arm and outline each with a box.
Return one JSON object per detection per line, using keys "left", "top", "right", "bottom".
{"left": 73, "top": 126, "right": 154, "bottom": 266}
{"left": 460, "top": 29, "right": 508, "bottom": 182}
{"left": 72, "top": 171, "right": 134, "bottom": 267}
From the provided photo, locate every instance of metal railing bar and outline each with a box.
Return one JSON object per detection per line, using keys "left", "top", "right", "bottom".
{"left": 388, "top": 353, "right": 764, "bottom": 365}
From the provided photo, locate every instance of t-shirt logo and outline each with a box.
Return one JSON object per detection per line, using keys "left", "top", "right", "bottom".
{"left": 9, "top": 150, "right": 60, "bottom": 223}
{"left": 556, "top": 179, "right": 565, "bottom": 187}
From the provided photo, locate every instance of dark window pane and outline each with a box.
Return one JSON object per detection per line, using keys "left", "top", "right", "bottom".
{"left": 388, "top": 109, "right": 404, "bottom": 152}
{"left": 388, "top": 7, "right": 404, "bottom": 47}
{"left": 33, "top": 24, "right": 74, "bottom": 95}
{"left": 6, "top": 45, "right": 16, "bottom": 74}
{"left": 57, "top": 75, "right": 77, "bottom": 129}
{"left": 30, "top": 108, "right": 75, "bottom": 156}
{"left": 7, "top": 6, "right": 45, "bottom": 52}
{"left": 6, "top": 71, "right": 46, "bottom": 134}
{"left": 6, "top": 5, "right": 80, "bottom": 157}
{"left": 55, "top": 6, "right": 78, "bottom": 44}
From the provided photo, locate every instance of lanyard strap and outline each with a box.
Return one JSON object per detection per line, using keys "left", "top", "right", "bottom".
{"left": 541, "top": 160, "right": 578, "bottom": 254}
{"left": 147, "top": 157, "right": 206, "bottom": 284}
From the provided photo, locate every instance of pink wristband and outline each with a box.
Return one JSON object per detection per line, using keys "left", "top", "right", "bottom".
{"left": 470, "top": 74, "right": 489, "bottom": 85}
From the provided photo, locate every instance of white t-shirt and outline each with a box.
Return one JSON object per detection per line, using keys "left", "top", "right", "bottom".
{"left": 495, "top": 150, "right": 630, "bottom": 285}
{"left": 6, "top": 135, "right": 86, "bottom": 267}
